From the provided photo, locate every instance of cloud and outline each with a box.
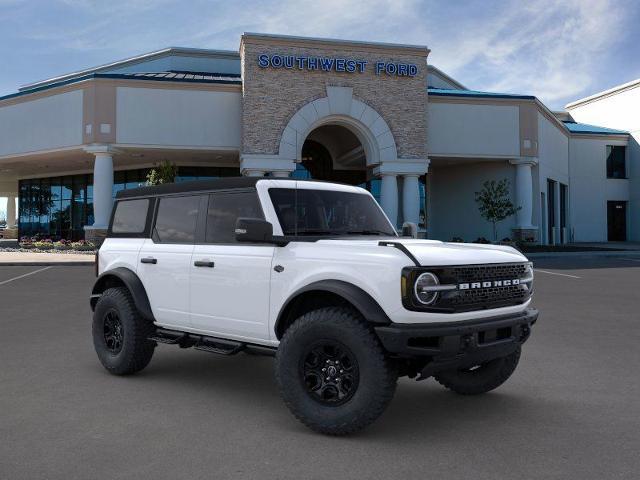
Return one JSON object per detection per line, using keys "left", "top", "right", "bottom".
{"left": 1, "top": 0, "right": 637, "bottom": 108}
{"left": 426, "top": 0, "right": 632, "bottom": 107}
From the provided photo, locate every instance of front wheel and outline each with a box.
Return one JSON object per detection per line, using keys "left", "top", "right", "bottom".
{"left": 434, "top": 347, "right": 521, "bottom": 395}
{"left": 275, "top": 307, "right": 397, "bottom": 436}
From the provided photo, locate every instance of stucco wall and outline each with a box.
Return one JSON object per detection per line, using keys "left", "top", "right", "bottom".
{"left": 0, "top": 90, "right": 83, "bottom": 156}
{"left": 115, "top": 87, "right": 242, "bottom": 148}
{"left": 240, "top": 37, "right": 428, "bottom": 159}
{"left": 427, "top": 102, "right": 520, "bottom": 157}
{"left": 569, "top": 136, "right": 630, "bottom": 242}
{"left": 429, "top": 161, "right": 517, "bottom": 241}
{"left": 568, "top": 86, "right": 639, "bottom": 241}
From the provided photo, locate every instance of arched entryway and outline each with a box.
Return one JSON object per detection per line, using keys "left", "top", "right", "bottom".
{"left": 299, "top": 124, "right": 366, "bottom": 184}
{"left": 253, "top": 86, "right": 429, "bottom": 230}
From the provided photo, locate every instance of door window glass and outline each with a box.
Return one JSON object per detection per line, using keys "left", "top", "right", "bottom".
{"left": 206, "top": 192, "right": 263, "bottom": 243}
{"left": 155, "top": 196, "right": 200, "bottom": 243}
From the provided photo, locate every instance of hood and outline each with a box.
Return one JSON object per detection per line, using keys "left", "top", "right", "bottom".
{"left": 316, "top": 238, "right": 528, "bottom": 266}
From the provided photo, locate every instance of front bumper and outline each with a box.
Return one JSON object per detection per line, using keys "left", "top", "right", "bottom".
{"left": 375, "top": 308, "right": 538, "bottom": 378}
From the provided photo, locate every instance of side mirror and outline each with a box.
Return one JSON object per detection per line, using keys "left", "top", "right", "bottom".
{"left": 235, "top": 217, "right": 274, "bottom": 243}
{"left": 401, "top": 222, "right": 418, "bottom": 238}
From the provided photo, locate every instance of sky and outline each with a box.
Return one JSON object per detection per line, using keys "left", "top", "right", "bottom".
{"left": 1, "top": 0, "right": 640, "bottom": 216}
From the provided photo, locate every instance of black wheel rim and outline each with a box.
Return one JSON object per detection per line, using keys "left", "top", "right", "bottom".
{"left": 301, "top": 341, "right": 359, "bottom": 406}
{"left": 103, "top": 309, "right": 124, "bottom": 354}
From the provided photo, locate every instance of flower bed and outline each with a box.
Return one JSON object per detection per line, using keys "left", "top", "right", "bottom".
{"left": 6, "top": 237, "right": 98, "bottom": 254}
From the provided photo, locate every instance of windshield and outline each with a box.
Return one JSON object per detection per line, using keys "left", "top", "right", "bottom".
{"left": 268, "top": 187, "right": 397, "bottom": 237}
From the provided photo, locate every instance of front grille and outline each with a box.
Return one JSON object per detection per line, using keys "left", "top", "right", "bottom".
{"left": 403, "top": 263, "right": 531, "bottom": 313}
{"left": 450, "top": 264, "right": 527, "bottom": 283}
{"left": 451, "top": 285, "right": 525, "bottom": 306}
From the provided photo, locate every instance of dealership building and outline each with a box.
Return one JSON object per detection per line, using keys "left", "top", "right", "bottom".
{"left": 0, "top": 33, "right": 637, "bottom": 244}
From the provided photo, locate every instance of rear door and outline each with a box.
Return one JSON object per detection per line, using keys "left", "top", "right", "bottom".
{"left": 137, "top": 194, "right": 201, "bottom": 330}
{"left": 190, "top": 190, "right": 274, "bottom": 342}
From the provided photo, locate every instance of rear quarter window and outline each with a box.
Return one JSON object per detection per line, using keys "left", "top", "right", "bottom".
{"left": 111, "top": 199, "right": 150, "bottom": 234}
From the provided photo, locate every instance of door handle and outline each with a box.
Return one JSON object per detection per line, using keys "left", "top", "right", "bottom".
{"left": 140, "top": 257, "right": 157, "bottom": 264}
{"left": 194, "top": 260, "right": 215, "bottom": 268}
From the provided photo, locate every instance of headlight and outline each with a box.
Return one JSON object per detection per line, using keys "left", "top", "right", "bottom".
{"left": 521, "top": 262, "right": 534, "bottom": 291}
{"left": 414, "top": 272, "right": 440, "bottom": 305}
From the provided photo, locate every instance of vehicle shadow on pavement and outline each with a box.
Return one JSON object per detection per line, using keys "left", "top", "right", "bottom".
{"left": 105, "top": 348, "right": 570, "bottom": 440}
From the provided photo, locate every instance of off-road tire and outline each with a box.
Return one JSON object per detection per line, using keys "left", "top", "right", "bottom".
{"left": 92, "top": 287, "right": 156, "bottom": 375}
{"left": 434, "top": 347, "right": 521, "bottom": 395}
{"left": 275, "top": 307, "right": 397, "bottom": 435}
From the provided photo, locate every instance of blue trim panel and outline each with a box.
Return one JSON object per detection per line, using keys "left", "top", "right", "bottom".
{"left": 428, "top": 87, "right": 535, "bottom": 100}
{"left": 562, "top": 121, "right": 628, "bottom": 135}
{"left": 0, "top": 73, "right": 242, "bottom": 102}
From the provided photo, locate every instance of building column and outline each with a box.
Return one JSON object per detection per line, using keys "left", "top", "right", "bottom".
{"left": 509, "top": 157, "right": 538, "bottom": 242}
{"left": 84, "top": 145, "right": 117, "bottom": 243}
{"left": 6, "top": 195, "right": 16, "bottom": 229}
{"left": 379, "top": 173, "right": 399, "bottom": 226}
{"left": 401, "top": 174, "right": 420, "bottom": 225}
{"left": 375, "top": 159, "right": 429, "bottom": 230}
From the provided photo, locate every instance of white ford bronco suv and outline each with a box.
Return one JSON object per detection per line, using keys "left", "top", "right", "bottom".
{"left": 91, "top": 177, "right": 538, "bottom": 435}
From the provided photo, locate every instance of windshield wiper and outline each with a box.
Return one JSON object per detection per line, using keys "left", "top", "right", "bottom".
{"left": 346, "top": 230, "right": 392, "bottom": 236}
{"left": 290, "top": 229, "right": 346, "bottom": 236}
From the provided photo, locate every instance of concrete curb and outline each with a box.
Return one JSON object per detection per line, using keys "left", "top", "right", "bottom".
{"left": 526, "top": 250, "right": 640, "bottom": 258}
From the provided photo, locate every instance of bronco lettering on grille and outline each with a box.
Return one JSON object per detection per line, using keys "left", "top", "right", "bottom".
{"left": 458, "top": 279, "right": 521, "bottom": 290}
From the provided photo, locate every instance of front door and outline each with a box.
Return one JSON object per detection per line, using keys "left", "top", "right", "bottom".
{"left": 607, "top": 201, "right": 627, "bottom": 241}
{"left": 137, "top": 194, "right": 201, "bottom": 330}
{"left": 189, "top": 190, "right": 274, "bottom": 342}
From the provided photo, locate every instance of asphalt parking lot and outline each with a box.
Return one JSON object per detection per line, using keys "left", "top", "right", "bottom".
{"left": 1, "top": 257, "right": 639, "bottom": 479}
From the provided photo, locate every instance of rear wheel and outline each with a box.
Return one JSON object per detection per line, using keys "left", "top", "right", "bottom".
{"left": 434, "top": 347, "right": 521, "bottom": 395}
{"left": 275, "top": 307, "right": 397, "bottom": 435}
{"left": 92, "top": 287, "right": 156, "bottom": 375}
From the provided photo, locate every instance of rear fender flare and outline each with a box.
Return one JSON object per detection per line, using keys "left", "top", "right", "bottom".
{"left": 90, "top": 267, "right": 154, "bottom": 321}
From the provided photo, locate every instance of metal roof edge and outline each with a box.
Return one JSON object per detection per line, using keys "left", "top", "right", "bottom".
{"left": 427, "top": 66, "right": 466, "bottom": 90}
{"left": 565, "top": 78, "right": 640, "bottom": 109}
{"left": 19, "top": 47, "right": 240, "bottom": 92}
{"left": 1, "top": 72, "right": 242, "bottom": 103}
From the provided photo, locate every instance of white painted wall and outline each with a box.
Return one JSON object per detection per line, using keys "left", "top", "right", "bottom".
{"left": 429, "top": 161, "right": 517, "bottom": 241}
{"left": 116, "top": 87, "right": 242, "bottom": 148}
{"left": 428, "top": 102, "right": 520, "bottom": 157}
{"left": 0, "top": 90, "right": 83, "bottom": 156}
{"left": 536, "top": 113, "right": 569, "bottom": 243}
{"left": 568, "top": 137, "right": 629, "bottom": 242}
{"left": 567, "top": 85, "right": 639, "bottom": 241}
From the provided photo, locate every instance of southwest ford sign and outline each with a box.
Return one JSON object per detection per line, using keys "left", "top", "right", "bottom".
{"left": 257, "top": 54, "right": 418, "bottom": 77}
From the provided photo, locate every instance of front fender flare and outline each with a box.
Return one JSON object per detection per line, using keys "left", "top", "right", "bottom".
{"left": 90, "top": 267, "right": 154, "bottom": 321}
{"left": 274, "top": 280, "right": 391, "bottom": 339}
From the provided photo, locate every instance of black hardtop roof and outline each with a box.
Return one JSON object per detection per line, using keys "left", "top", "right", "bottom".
{"left": 116, "top": 177, "right": 268, "bottom": 199}
{"left": 115, "top": 177, "right": 356, "bottom": 199}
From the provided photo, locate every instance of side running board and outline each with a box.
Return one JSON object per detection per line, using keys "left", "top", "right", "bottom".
{"left": 149, "top": 328, "right": 276, "bottom": 357}
{"left": 378, "top": 241, "right": 420, "bottom": 266}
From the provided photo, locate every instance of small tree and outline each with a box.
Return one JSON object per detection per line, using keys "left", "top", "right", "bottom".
{"left": 146, "top": 160, "right": 178, "bottom": 186}
{"left": 474, "top": 179, "right": 520, "bottom": 242}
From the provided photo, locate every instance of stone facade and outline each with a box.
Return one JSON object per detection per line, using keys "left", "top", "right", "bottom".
{"left": 240, "top": 35, "right": 429, "bottom": 161}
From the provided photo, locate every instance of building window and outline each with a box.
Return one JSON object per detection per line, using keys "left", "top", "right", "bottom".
{"left": 606, "top": 146, "right": 626, "bottom": 179}
{"left": 18, "top": 166, "right": 239, "bottom": 241}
